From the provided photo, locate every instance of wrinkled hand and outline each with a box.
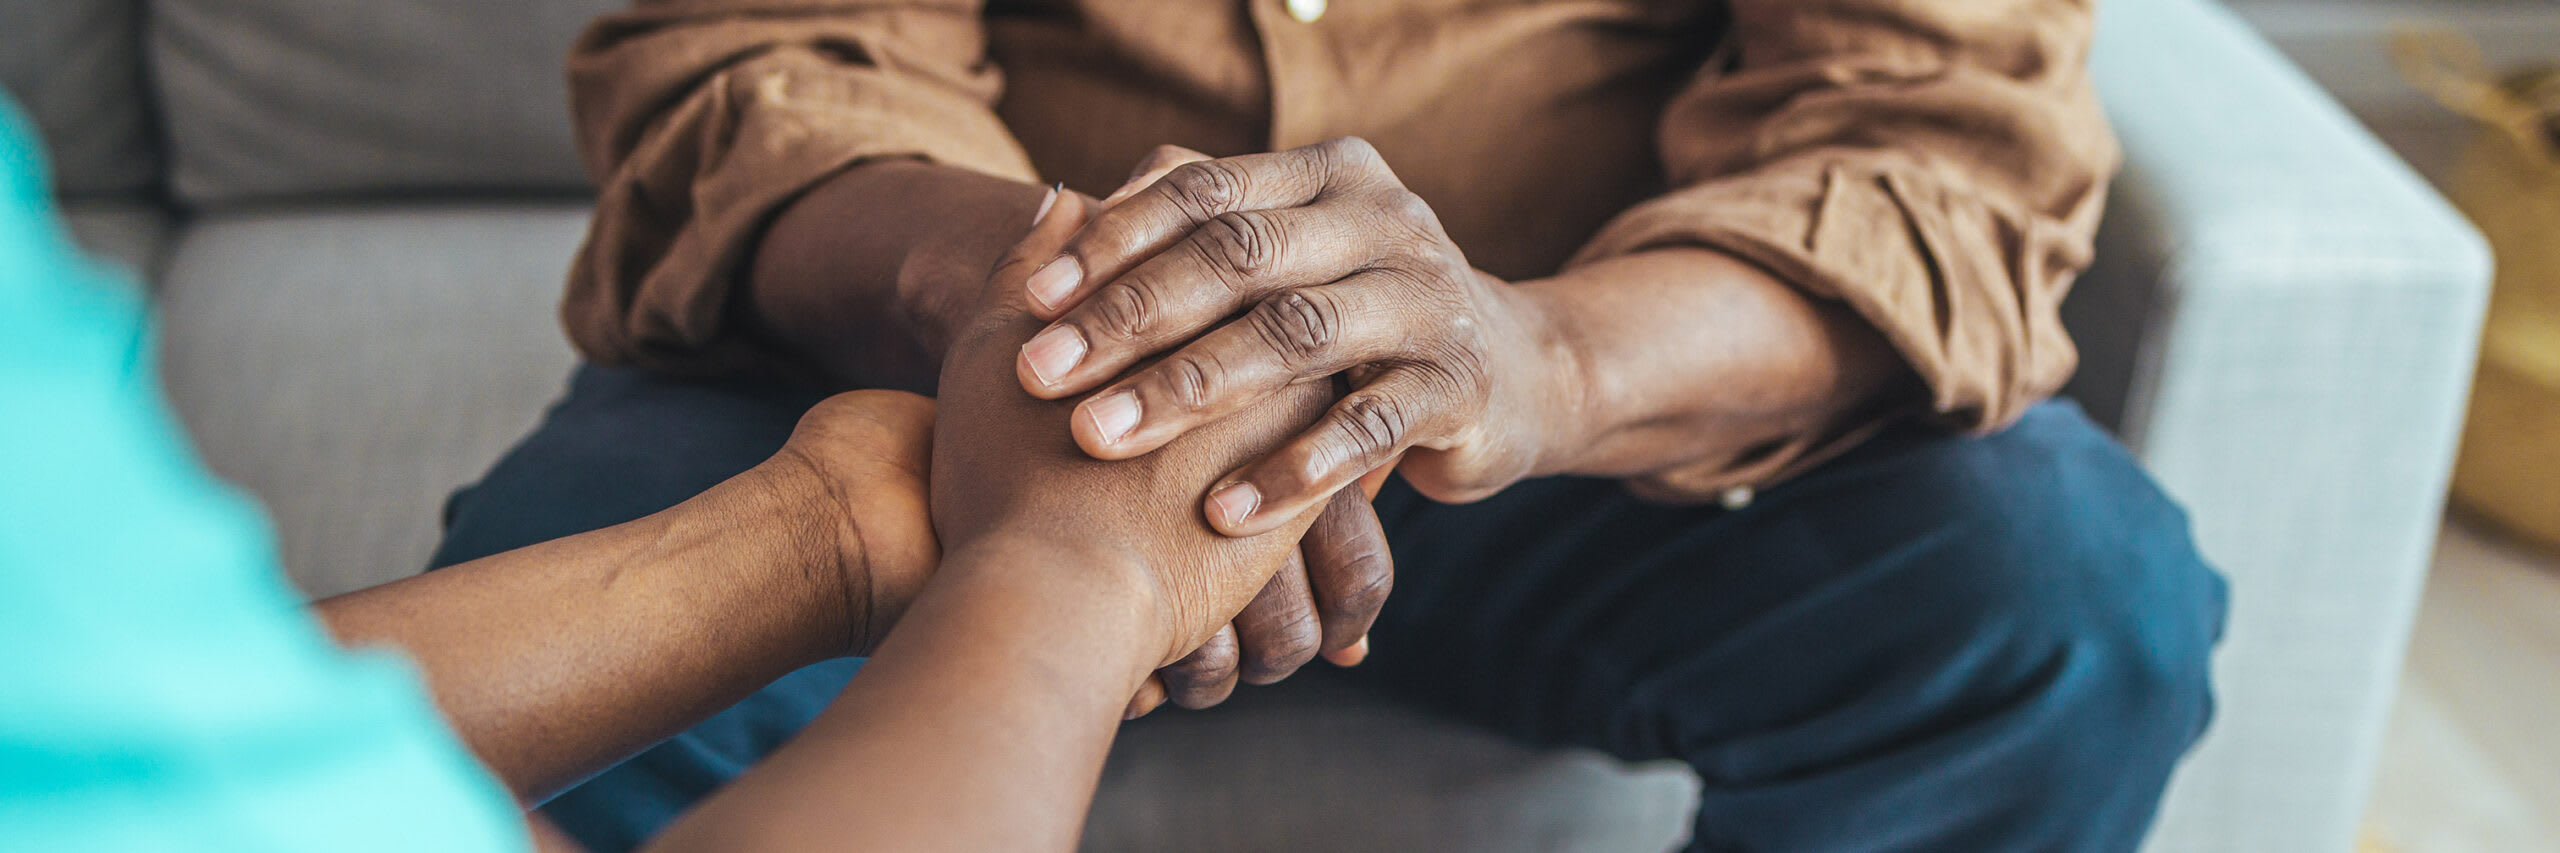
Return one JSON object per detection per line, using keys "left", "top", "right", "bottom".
{"left": 846, "top": 162, "right": 1394, "bottom": 715}
{"left": 1013, "top": 138, "right": 1571, "bottom": 541}
{"left": 931, "top": 191, "right": 1350, "bottom": 708}
{"left": 1082, "top": 151, "right": 1403, "bottom": 717}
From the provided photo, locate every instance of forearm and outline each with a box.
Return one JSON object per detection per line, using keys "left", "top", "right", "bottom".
{"left": 646, "top": 540, "right": 1157, "bottom": 853}
{"left": 746, "top": 159, "right": 1050, "bottom": 391}
{"left": 1523, "top": 247, "right": 1915, "bottom": 483}
{"left": 316, "top": 464, "right": 851, "bottom": 803}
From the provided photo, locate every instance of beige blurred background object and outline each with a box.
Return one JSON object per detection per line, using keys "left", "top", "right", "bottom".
{"left": 2237, "top": 5, "right": 2560, "bottom": 851}
{"left": 2393, "top": 32, "right": 2560, "bottom": 552}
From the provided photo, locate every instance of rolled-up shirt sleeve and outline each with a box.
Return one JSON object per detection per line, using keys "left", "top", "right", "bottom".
{"left": 1565, "top": 0, "right": 2119, "bottom": 450}
{"left": 564, "top": 0, "right": 1037, "bottom": 371}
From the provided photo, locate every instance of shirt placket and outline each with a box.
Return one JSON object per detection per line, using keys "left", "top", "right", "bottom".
{"left": 1245, "top": 0, "right": 1337, "bottom": 151}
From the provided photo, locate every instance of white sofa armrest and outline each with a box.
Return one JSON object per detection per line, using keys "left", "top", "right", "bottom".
{"left": 2076, "top": 1, "right": 2494, "bottom": 850}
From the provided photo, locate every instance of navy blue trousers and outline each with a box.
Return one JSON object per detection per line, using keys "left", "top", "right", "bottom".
{"left": 431, "top": 366, "right": 2227, "bottom": 852}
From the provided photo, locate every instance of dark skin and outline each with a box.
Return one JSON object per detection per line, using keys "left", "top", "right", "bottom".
{"left": 655, "top": 196, "right": 1337, "bottom": 852}
{"left": 1014, "top": 138, "right": 1914, "bottom": 528}
{"left": 315, "top": 139, "right": 1903, "bottom": 852}
{"left": 750, "top": 158, "right": 1391, "bottom": 715}
{"left": 751, "top": 139, "right": 1908, "bottom": 575}
{"left": 319, "top": 389, "right": 941, "bottom": 804}
{"left": 321, "top": 199, "right": 1327, "bottom": 852}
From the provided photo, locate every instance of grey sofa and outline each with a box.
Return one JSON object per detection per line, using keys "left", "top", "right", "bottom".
{"left": 3, "top": 0, "right": 2489, "bottom": 849}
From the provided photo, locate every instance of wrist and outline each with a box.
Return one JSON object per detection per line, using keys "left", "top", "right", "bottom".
{"left": 704, "top": 460, "right": 880, "bottom": 665}
{"left": 620, "top": 465, "right": 862, "bottom": 675}
{"left": 934, "top": 533, "right": 1174, "bottom": 676}
{"left": 747, "top": 160, "right": 1051, "bottom": 389}
{"left": 1502, "top": 279, "right": 1602, "bottom": 479}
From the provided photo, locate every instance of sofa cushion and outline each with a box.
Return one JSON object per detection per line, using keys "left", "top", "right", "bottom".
{"left": 1091, "top": 672, "right": 1700, "bottom": 852}
{"left": 0, "top": 0, "right": 159, "bottom": 197}
{"left": 156, "top": 204, "right": 583, "bottom": 596}
{"left": 63, "top": 200, "right": 174, "bottom": 283}
{"left": 151, "top": 0, "right": 615, "bottom": 204}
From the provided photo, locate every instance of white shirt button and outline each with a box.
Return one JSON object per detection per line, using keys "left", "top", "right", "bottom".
{"left": 1719, "top": 485, "right": 1756, "bottom": 510}
{"left": 1286, "top": 0, "right": 1327, "bottom": 23}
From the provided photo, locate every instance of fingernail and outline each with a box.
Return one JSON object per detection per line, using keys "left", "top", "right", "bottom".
{"left": 1031, "top": 182, "right": 1061, "bottom": 225}
{"left": 1026, "top": 255, "right": 1083, "bottom": 312}
{"left": 1326, "top": 635, "right": 1371, "bottom": 667}
{"left": 1084, "top": 390, "right": 1140, "bottom": 445}
{"left": 1020, "top": 326, "right": 1086, "bottom": 387}
{"left": 1208, "top": 481, "right": 1262, "bottom": 529}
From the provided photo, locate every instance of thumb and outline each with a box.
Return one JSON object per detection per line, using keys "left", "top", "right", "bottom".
{"left": 992, "top": 183, "right": 1099, "bottom": 313}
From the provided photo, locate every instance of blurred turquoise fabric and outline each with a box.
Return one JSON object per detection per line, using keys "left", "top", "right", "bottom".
{"left": 0, "top": 98, "right": 526, "bottom": 852}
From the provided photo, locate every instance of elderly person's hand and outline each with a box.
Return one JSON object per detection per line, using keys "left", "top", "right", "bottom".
{"left": 1013, "top": 139, "right": 1577, "bottom": 536}
{"left": 932, "top": 190, "right": 1350, "bottom": 706}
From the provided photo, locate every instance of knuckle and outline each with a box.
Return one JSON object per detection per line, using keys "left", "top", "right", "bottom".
{"left": 1319, "top": 136, "right": 1382, "bottom": 169}
{"left": 1246, "top": 289, "right": 1342, "bottom": 368}
{"left": 1085, "top": 281, "right": 1157, "bottom": 341}
{"left": 1336, "top": 559, "right": 1394, "bottom": 616}
{"left": 1196, "top": 635, "right": 1241, "bottom": 674}
{"left": 1384, "top": 189, "right": 1436, "bottom": 227}
{"left": 1143, "top": 144, "right": 1194, "bottom": 168}
{"left": 1197, "top": 210, "right": 1285, "bottom": 283}
{"left": 1169, "top": 637, "right": 1239, "bottom": 687}
{"left": 1333, "top": 393, "right": 1411, "bottom": 460}
{"left": 1164, "top": 160, "right": 1249, "bottom": 217}
{"left": 1389, "top": 231, "right": 1445, "bottom": 270}
{"left": 1150, "top": 354, "right": 1220, "bottom": 412}
{"left": 1162, "top": 656, "right": 1210, "bottom": 684}
{"left": 1243, "top": 614, "right": 1323, "bottom": 682}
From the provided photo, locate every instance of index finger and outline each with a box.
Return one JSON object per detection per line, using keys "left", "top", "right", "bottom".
{"left": 1022, "top": 140, "right": 1374, "bottom": 319}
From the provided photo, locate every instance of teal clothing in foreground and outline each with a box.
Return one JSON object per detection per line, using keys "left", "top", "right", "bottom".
{"left": 0, "top": 101, "right": 528, "bottom": 851}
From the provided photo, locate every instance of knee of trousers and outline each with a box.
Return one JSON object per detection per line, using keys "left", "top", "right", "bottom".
{"left": 1665, "top": 404, "right": 2231, "bottom": 788}
{"left": 1659, "top": 406, "right": 2231, "bottom": 848}
{"left": 1823, "top": 402, "right": 2231, "bottom": 777}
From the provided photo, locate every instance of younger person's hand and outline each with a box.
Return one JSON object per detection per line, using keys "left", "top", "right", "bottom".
{"left": 759, "top": 389, "right": 941, "bottom": 657}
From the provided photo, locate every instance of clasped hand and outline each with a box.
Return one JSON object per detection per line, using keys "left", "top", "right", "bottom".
{"left": 810, "top": 139, "right": 1577, "bottom": 716}
{"left": 928, "top": 192, "right": 1365, "bottom": 701}
{"left": 1013, "top": 139, "right": 1571, "bottom": 538}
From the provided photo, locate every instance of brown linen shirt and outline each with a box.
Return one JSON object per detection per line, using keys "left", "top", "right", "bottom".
{"left": 561, "top": 0, "right": 2119, "bottom": 494}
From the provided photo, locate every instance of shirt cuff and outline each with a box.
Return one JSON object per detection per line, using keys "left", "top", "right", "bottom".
{"left": 564, "top": 56, "right": 1037, "bottom": 374}
{"left": 1563, "top": 155, "right": 2087, "bottom": 498}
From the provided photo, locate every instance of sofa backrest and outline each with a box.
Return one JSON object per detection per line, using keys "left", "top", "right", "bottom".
{"left": 150, "top": 0, "right": 620, "bottom": 205}
{"left": 0, "top": 0, "right": 161, "bottom": 199}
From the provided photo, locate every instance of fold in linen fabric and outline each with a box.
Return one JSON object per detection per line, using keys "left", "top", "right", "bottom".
{"left": 562, "top": 0, "right": 2116, "bottom": 496}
